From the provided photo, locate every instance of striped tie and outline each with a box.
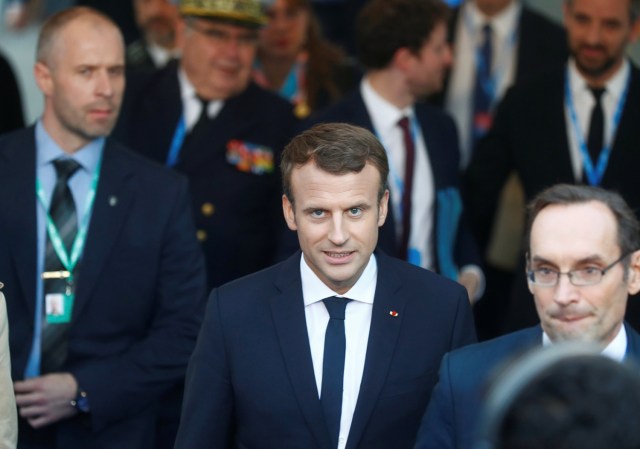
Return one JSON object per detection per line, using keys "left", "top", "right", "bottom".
{"left": 41, "top": 158, "right": 80, "bottom": 373}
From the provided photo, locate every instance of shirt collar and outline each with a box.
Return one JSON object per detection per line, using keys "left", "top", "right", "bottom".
{"left": 177, "top": 67, "right": 224, "bottom": 119}
{"left": 146, "top": 41, "right": 180, "bottom": 68}
{"left": 463, "top": 1, "right": 522, "bottom": 39}
{"left": 542, "top": 324, "right": 628, "bottom": 362}
{"left": 300, "top": 252, "right": 377, "bottom": 307}
{"left": 568, "top": 58, "right": 630, "bottom": 103}
{"left": 35, "top": 120, "right": 104, "bottom": 174}
{"left": 360, "top": 77, "right": 413, "bottom": 135}
{"left": 465, "top": 0, "right": 521, "bottom": 40}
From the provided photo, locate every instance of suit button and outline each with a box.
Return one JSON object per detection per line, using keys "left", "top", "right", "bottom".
{"left": 196, "top": 230, "right": 207, "bottom": 242}
{"left": 201, "top": 202, "right": 215, "bottom": 216}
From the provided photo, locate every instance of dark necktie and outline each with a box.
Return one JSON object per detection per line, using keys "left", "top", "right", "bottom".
{"left": 179, "top": 95, "right": 210, "bottom": 164}
{"left": 587, "top": 87, "right": 605, "bottom": 163}
{"left": 321, "top": 296, "right": 351, "bottom": 449}
{"left": 397, "top": 116, "right": 415, "bottom": 261}
{"left": 41, "top": 158, "right": 80, "bottom": 373}
{"left": 471, "top": 23, "right": 494, "bottom": 150}
{"left": 190, "top": 95, "right": 210, "bottom": 137}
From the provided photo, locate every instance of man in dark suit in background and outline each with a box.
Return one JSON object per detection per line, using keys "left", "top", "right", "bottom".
{"left": 0, "top": 7, "right": 206, "bottom": 448}
{"left": 434, "top": 0, "right": 567, "bottom": 339}
{"left": 310, "top": 0, "right": 483, "bottom": 302}
{"left": 175, "top": 123, "right": 476, "bottom": 449}
{"left": 437, "top": 0, "right": 567, "bottom": 166}
{"left": 466, "top": 0, "right": 640, "bottom": 332}
{"left": 415, "top": 184, "right": 640, "bottom": 449}
{"left": 116, "top": 0, "right": 297, "bottom": 289}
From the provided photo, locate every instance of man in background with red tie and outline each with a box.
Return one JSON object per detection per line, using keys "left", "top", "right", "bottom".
{"left": 309, "top": 0, "right": 483, "bottom": 302}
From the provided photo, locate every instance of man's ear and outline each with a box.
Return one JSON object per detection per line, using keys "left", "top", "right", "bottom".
{"left": 392, "top": 47, "right": 415, "bottom": 73}
{"left": 282, "top": 194, "right": 298, "bottom": 231}
{"left": 377, "top": 190, "right": 389, "bottom": 227}
{"left": 34, "top": 61, "right": 53, "bottom": 96}
{"left": 524, "top": 252, "right": 535, "bottom": 295}
{"left": 626, "top": 250, "right": 640, "bottom": 295}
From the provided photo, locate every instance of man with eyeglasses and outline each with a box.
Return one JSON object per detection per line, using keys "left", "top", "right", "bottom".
{"left": 413, "top": 183, "right": 640, "bottom": 449}
{"left": 115, "top": 0, "right": 297, "bottom": 290}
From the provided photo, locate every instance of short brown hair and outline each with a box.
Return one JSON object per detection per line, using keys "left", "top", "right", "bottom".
{"left": 281, "top": 123, "right": 389, "bottom": 205}
{"left": 356, "top": 0, "right": 450, "bottom": 70}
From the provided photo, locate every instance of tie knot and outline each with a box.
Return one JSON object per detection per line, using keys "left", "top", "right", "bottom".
{"left": 52, "top": 158, "right": 81, "bottom": 182}
{"left": 323, "top": 297, "right": 350, "bottom": 320}
{"left": 397, "top": 116, "right": 410, "bottom": 132}
{"left": 590, "top": 87, "right": 606, "bottom": 103}
{"left": 481, "top": 23, "right": 492, "bottom": 39}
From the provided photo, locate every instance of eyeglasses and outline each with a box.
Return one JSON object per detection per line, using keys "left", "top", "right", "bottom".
{"left": 527, "top": 253, "right": 630, "bottom": 287}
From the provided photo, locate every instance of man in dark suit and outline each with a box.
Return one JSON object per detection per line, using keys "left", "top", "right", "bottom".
{"left": 310, "top": 0, "right": 482, "bottom": 302}
{"left": 466, "top": 0, "right": 640, "bottom": 332}
{"left": 174, "top": 123, "right": 476, "bottom": 449}
{"left": 0, "top": 7, "right": 206, "bottom": 448}
{"left": 115, "top": 0, "right": 297, "bottom": 289}
{"left": 415, "top": 184, "right": 640, "bottom": 449}
{"left": 433, "top": 0, "right": 567, "bottom": 340}
{"left": 435, "top": 0, "right": 567, "bottom": 165}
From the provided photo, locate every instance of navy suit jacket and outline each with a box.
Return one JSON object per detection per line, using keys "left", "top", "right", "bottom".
{"left": 307, "top": 89, "right": 480, "bottom": 275}
{"left": 414, "top": 324, "right": 640, "bottom": 449}
{"left": 115, "top": 60, "right": 298, "bottom": 288}
{"left": 0, "top": 127, "right": 207, "bottom": 449}
{"left": 174, "top": 251, "right": 476, "bottom": 449}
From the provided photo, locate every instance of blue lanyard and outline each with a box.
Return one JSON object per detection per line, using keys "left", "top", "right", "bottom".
{"left": 166, "top": 115, "right": 187, "bottom": 167}
{"left": 564, "top": 68, "right": 630, "bottom": 186}
{"left": 35, "top": 156, "right": 102, "bottom": 277}
{"left": 464, "top": 7, "right": 520, "bottom": 107}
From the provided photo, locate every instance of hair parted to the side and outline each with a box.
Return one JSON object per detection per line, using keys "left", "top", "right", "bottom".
{"left": 355, "top": 0, "right": 450, "bottom": 70}
{"left": 524, "top": 184, "right": 640, "bottom": 266}
{"left": 36, "top": 6, "right": 121, "bottom": 65}
{"left": 281, "top": 122, "right": 389, "bottom": 205}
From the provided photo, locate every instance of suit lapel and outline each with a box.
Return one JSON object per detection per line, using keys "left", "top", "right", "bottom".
{"left": 346, "top": 253, "right": 405, "bottom": 449}
{"left": 0, "top": 129, "right": 38, "bottom": 315}
{"left": 602, "top": 65, "right": 640, "bottom": 186}
{"left": 72, "top": 141, "right": 135, "bottom": 319}
{"left": 271, "top": 253, "right": 334, "bottom": 449}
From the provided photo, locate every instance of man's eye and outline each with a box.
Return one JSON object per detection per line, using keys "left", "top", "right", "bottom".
{"left": 348, "top": 208, "right": 362, "bottom": 217}
{"left": 536, "top": 268, "right": 555, "bottom": 276}
{"left": 311, "top": 210, "right": 325, "bottom": 218}
{"left": 581, "top": 267, "right": 600, "bottom": 275}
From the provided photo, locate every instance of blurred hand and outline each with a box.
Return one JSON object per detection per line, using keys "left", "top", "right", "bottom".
{"left": 14, "top": 373, "right": 78, "bottom": 428}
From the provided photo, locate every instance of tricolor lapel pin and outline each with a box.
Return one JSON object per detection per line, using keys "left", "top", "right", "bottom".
{"left": 389, "top": 310, "right": 399, "bottom": 317}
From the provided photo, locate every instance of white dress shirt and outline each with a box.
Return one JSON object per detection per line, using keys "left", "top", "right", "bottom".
{"left": 446, "top": 0, "right": 521, "bottom": 167}
{"left": 543, "top": 324, "right": 627, "bottom": 362}
{"left": 361, "top": 78, "right": 435, "bottom": 270}
{"left": 146, "top": 41, "right": 180, "bottom": 69}
{"left": 177, "top": 68, "right": 224, "bottom": 130}
{"left": 301, "top": 253, "right": 377, "bottom": 449}
{"left": 564, "top": 59, "right": 630, "bottom": 181}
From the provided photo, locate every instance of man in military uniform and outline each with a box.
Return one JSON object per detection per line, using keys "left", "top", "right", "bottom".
{"left": 116, "top": 0, "right": 298, "bottom": 289}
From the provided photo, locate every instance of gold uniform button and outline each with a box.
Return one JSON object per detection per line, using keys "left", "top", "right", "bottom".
{"left": 196, "top": 230, "right": 207, "bottom": 242}
{"left": 201, "top": 202, "right": 215, "bottom": 216}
